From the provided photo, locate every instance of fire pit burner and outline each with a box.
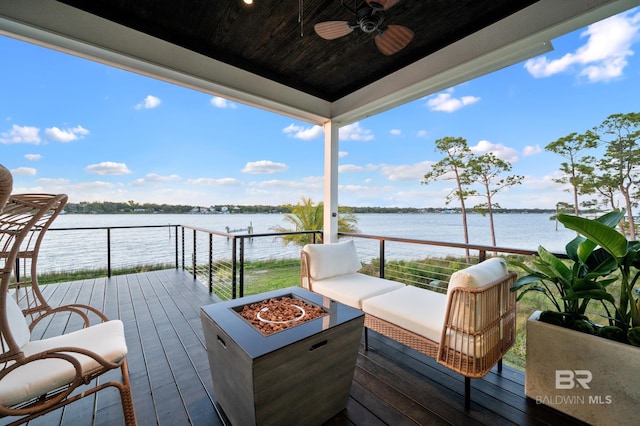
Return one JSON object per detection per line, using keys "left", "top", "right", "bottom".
{"left": 235, "top": 296, "right": 327, "bottom": 335}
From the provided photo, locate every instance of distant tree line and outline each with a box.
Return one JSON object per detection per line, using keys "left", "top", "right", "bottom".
{"left": 64, "top": 201, "right": 558, "bottom": 216}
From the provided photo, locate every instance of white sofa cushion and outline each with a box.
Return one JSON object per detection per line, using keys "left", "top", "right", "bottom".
{"left": 362, "top": 285, "right": 447, "bottom": 343}
{"left": 303, "top": 240, "right": 362, "bottom": 281}
{"left": 311, "top": 272, "right": 405, "bottom": 309}
{"left": 0, "top": 320, "right": 128, "bottom": 406}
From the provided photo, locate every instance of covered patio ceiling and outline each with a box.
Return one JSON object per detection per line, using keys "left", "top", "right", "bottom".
{"left": 0, "top": 0, "right": 637, "bottom": 126}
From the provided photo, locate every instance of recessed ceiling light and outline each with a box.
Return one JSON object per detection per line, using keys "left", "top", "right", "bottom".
{"left": 243, "top": 0, "right": 253, "bottom": 5}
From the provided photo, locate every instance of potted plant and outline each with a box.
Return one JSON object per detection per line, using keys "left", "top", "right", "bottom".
{"left": 509, "top": 209, "right": 640, "bottom": 425}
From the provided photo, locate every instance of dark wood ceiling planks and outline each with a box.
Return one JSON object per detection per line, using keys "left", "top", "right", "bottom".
{"left": 58, "top": 0, "right": 539, "bottom": 101}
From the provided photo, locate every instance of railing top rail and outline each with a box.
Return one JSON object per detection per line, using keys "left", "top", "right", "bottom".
{"left": 338, "top": 232, "right": 555, "bottom": 257}
{"left": 50, "top": 224, "right": 179, "bottom": 231}
{"left": 180, "top": 225, "right": 321, "bottom": 240}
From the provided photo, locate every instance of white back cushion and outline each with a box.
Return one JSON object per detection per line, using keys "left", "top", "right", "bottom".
{"left": 303, "top": 240, "right": 362, "bottom": 281}
{"left": 2, "top": 295, "right": 31, "bottom": 349}
{"left": 446, "top": 257, "right": 507, "bottom": 296}
{"left": 445, "top": 258, "right": 508, "bottom": 332}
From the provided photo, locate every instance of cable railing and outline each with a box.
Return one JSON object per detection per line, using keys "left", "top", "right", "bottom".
{"left": 180, "top": 225, "right": 321, "bottom": 300}
{"left": 33, "top": 223, "right": 557, "bottom": 303}
{"left": 34, "top": 224, "right": 180, "bottom": 278}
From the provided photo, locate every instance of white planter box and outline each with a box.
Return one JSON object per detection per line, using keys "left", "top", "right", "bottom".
{"left": 526, "top": 311, "right": 640, "bottom": 426}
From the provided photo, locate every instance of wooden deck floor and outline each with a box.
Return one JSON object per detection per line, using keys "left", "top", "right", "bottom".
{"left": 17, "top": 269, "right": 586, "bottom": 426}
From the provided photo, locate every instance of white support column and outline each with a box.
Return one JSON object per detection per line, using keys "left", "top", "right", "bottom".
{"left": 323, "top": 120, "right": 339, "bottom": 243}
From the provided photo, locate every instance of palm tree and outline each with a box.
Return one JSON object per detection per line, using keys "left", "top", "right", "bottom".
{"left": 271, "top": 197, "right": 359, "bottom": 245}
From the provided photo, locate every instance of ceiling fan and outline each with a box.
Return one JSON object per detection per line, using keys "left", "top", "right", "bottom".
{"left": 314, "top": 0, "right": 414, "bottom": 56}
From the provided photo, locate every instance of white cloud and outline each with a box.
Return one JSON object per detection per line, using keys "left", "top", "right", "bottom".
{"left": 339, "top": 151, "right": 349, "bottom": 158}
{"left": 211, "top": 96, "right": 237, "bottom": 109}
{"left": 339, "top": 163, "right": 377, "bottom": 173}
{"left": 283, "top": 123, "right": 324, "bottom": 140}
{"left": 416, "top": 130, "right": 428, "bottom": 138}
{"left": 470, "top": 140, "right": 519, "bottom": 163}
{"left": 282, "top": 121, "right": 374, "bottom": 141}
{"left": 44, "top": 125, "right": 89, "bottom": 142}
{"left": 524, "top": 9, "right": 640, "bottom": 82}
{"left": 339, "top": 122, "right": 374, "bottom": 141}
{"left": 37, "top": 177, "right": 69, "bottom": 185}
{"left": 85, "top": 161, "right": 132, "bottom": 175}
{"left": 25, "top": 154, "right": 42, "bottom": 161}
{"left": 426, "top": 92, "right": 480, "bottom": 113}
{"left": 71, "top": 181, "right": 117, "bottom": 190}
{"left": 390, "top": 129, "right": 401, "bottom": 136}
{"left": 135, "top": 95, "right": 161, "bottom": 109}
{"left": 11, "top": 167, "right": 37, "bottom": 176}
{"left": 339, "top": 164, "right": 362, "bottom": 173}
{"left": 0, "top": 124, "right": 40, "bottom": 144}
{"left": 187, "top": 177, "right": 241, "bottom": 186}
{"left": 523, "top": 144, "right": 542, "bottom": 156}
{"left": 132, "top": 173, "right": 181, "bottom": 185}
{"left": 241, "top": 160, "right": 288, "bottom": 174}
{"left": 380, "top": 161, "right": 432, "bottom": 181}
{"left": 250, "top": 176, "right": 323, "bottom": 191}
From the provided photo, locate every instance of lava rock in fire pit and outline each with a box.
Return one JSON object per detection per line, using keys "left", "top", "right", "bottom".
{"left": 237, "top": 296, "right": 326, "bottom": 335}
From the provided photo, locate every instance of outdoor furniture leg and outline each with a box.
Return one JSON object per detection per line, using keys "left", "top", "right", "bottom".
{"left": 364, "top": 327, "right": 369, "bottom": 351}
{"left": 465, "top": 377, "right": 470, "bottom": 410}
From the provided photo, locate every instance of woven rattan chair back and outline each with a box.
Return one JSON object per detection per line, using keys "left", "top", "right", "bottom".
{"left": 2, "top": 193, "right": 68, "bottom": 326}
{"left": 0, "top": 168, "right": 137, "bottom": 425}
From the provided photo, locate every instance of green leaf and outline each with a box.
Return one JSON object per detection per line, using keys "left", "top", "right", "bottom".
{"left": 565, "top": 210, "right": 624, "bottom": 262}
{"left": 511, "top": 274, "right": 546, "bottom": 291}
{"left": 515, "top": 286, "right": 548, "bottom": 301}
{"left": 558, "top": 214, "right": 628, "bottom": 259}
{"left": 537, "top": 246, "right": 572, "bottom": 281}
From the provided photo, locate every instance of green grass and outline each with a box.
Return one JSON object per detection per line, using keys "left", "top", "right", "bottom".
{"left": 37, "top": 263, "right": 175, "bottom": 284}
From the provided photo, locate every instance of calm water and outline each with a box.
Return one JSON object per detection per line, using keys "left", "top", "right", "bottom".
{"left": 38, "top": 212, "right": 573, "bottom": 273}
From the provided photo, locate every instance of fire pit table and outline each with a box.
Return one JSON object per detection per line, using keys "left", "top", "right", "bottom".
{"left": 200, "top": 287, "right": 364, "bottom": 426}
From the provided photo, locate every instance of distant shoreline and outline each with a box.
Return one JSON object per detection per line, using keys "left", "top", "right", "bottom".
{"left": 63, "top": 201, "right": 563, "bottom": 215}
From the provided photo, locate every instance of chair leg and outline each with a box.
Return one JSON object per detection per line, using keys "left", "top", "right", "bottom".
{"left": 464, "top": 377, "right": 470, "bottom": 410}
{"left": 364, "top": 327, "right": 369, "bottom": 351}
{"left": 497, "top": 358, "right": 503, "bottom": 372}
{"left": 120, "top": 360, "right": 138, "bottom": 426}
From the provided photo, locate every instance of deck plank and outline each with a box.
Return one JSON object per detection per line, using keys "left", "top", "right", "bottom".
{"left": 7, "top": 270, "right": 587, "bottom": 426}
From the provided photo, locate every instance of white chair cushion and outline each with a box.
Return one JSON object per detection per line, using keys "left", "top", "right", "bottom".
{"left": 446, "top": 258, "right": 508, "bottom": 333}
{"left": 303, "top": 240, "right": 362, "bottom": 281}
{"left": 446, "top": 258, "right": 507, "bottom": 295}
{"left": 0, "top": 320, "right": 128, "bottom": 406}
{"left": 311, "top": 272, "right": 404, "bottom": 309}
{"left": 362, "top": 286, "right": 447, "bottom": 343}
{"left": 2, "top": 295, "right": 31, "bottom": 349}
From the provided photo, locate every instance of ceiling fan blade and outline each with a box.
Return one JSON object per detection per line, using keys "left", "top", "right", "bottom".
{"left": 366, "top": 0, "right": 400, "bottom": 11}
{"left": 314, "top": 21, "right": 353, "bottom": 40}
{"left": 375, "top": 25, "right": 414, "bottom": 55}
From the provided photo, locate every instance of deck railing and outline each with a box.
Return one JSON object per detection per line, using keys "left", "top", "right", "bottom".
{"left": 37, "top": 223, "right": 554, "bottom": 301}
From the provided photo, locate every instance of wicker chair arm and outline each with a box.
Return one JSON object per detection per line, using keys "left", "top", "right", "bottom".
{"left": 300, "top": 250, "right": 313, "bottom": 291}
{"left": 28, "top": 304, "right": 110, "bottom": 332}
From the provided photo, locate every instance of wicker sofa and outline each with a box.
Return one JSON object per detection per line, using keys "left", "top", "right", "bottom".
{"left": 300, "top": 240, "right": 517, "bottom": 409}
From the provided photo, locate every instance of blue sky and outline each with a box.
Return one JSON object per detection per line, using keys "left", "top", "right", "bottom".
{"left": 2, "top": 7, "right": 640, "bottom": 209}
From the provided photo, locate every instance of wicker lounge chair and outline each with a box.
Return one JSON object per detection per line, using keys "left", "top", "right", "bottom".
{"left": 0, "top": 164, "right": 137, "bottom": 425}
{"left": 301, "top": 240, "right": 517, "bottom": 409}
